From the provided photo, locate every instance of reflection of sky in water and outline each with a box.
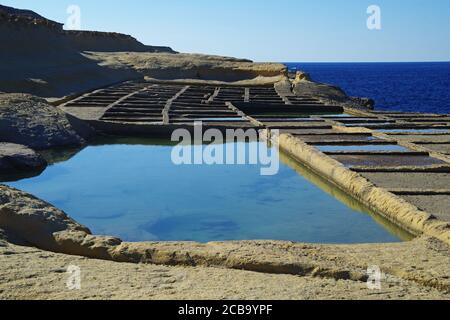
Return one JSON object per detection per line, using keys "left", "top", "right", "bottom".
{"left": 5, "top": 139, "right": 408, "bottom": 244}
{"left": 316, "top": 145, "right": 410, "bottom": 152}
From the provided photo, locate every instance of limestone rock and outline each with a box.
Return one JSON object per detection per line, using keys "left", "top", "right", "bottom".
{"left": 294, "top": 71, "right": 312, "bottom": 82}
{"left": 0, "top": 93, "right": 95, "bottom": 149}
{"left": 0, "top": 185, "right": 91, "bottom": 251}
{"left": 274, "top": 78, "right": 293, "bottom": 94}
{"left": 53, "top": 230, "right": 122, "bottom": 260}
{"left": 0, "top": 185, "right": 125, "bottom": 259}
{"left": 349, "top": 96, "right": 375, "bottom": 109}
{"left": 65, "top": 30, "right": 177, "bottom": 53}
{"left": 86, "top": 52, "right": 287, "bottom": 83}
{"left": 292, "top": 70, "right": 374, "bottom": 109}
{"left": 0, "top": 228, "right": 6, "bottom": 246}
{"left": 0, "top": 143, "right": 47, "bottom": 173}
{"left": 1, "top": 4, "right": 285, "bottom": 98}
{"left": 293, "top": 77, "right": 349, "bottom": 101}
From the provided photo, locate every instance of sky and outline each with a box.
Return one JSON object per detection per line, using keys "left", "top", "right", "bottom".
{"left": 3, "top": 0, "right": 450, "bottom": 62}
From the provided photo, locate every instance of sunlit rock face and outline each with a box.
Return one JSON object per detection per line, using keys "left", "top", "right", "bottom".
{"left": 0, "top": 93, "right": 94, "bottom": 149}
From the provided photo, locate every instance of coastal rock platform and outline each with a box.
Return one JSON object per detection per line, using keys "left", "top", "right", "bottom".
{"left": 0, "top": 183, "right": 449, "bottom": 299}
{"left": 1, "top": 79, "right": 450, "bottom": 299}
{"left": 2, "top": 3, "right": 449, "bottom": 301}
{"left": 1, "top": 235, "right": 449, "bottom": 300}
{"left": 0, "top": 143, "right": 47, "bottom": 175}
{"left": 0, "top": 94, "right": 94, "bottom": 150}
{"left": 58, "top": 80, "right": 450, "bottom": 242}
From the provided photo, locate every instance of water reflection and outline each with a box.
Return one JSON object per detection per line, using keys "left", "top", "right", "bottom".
{"left": 3, "top": 136, "right": 414, "bottom": 243}
{"left": 279, "top": 152, "right": 414, "bottom": 241}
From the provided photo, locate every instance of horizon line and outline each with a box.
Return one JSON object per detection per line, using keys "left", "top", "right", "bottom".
{"left": 270, "top": 60, "right": 450, "bottom": 64}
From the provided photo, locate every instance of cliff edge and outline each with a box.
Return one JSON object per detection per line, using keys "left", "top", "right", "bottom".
{"left": 0, "top": 5, "right": 287, "bottom": 98}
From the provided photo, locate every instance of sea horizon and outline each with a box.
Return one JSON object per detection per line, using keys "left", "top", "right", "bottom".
{"left": 284, "top": 61, "right": 450, "bottom": 114}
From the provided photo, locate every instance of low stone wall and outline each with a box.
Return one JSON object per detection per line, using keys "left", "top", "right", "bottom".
{"left": 273, "top": 131, "right": 450, "bottom": 246}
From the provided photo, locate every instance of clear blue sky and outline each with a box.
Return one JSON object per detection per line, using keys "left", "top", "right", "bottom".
{"left": 3, "top": 0, "right": 450, "bottom": 62}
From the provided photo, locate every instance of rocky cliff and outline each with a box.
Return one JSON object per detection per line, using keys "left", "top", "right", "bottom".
{"left": 0, "top": 94, "right": 94, "bottom": 149}
{"left": 0, "top": 4, "right": 62, "bottom": 27}
{"left": 292, "top": 71, "right": 375, "bottom": 108}
{"left": 0, "top": 5, "right": 286, "bottom": 98}
{"left": 0, "top": 6, "right": 139, "bottom": 97}
{"left": 0, "top": 4, "right": 174, "bottom": 53}
{"left": 64, "top": 30, "right": 176, "bottom": 53}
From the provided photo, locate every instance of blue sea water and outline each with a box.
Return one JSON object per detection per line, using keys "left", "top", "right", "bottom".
{"left": 284, "top": 62, "right": 450, "bottom": 114}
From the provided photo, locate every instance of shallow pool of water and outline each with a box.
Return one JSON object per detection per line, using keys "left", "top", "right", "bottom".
{"left": 316, "top": 144, "right": 410, "bottom": 152}
{"left": 4, "top": 137, "right": 411, "bottom": 244}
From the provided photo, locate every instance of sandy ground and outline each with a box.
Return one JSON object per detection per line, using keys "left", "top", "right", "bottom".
{"left": 1, "top": 236, "right": 449, "bottom": 300}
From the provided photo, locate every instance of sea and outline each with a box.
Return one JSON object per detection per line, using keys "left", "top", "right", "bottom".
{"left": 284, "top": 62, "right": 450, "bottom": 114}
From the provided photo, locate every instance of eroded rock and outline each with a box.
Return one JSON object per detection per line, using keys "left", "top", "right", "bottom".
{"left": 292, "top": 71, "right": 374, "bottom": 109}
{"left": 294, "top": 71, "right": 312, "bottom": 82}
{"left": 1, "top": 183, "right": 450, "bottom": 295}
{"left": 0, "top": 93, "right": 95, "bottom": 149}
{"left": 54, "top": 230, "right": 122, "bottom": 260}
{"left": 293, "top": 70, "right": 349, "bottom": 101}
{"left": 0, "top": 143, "right": 47, "bottom": 174}
{"left": 0, "top": 185, "right": 91, "bottom": 251}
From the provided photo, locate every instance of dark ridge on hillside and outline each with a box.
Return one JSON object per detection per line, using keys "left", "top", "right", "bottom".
{"left": 0, "top": 4, "right": 62, "bottom": 28}
{"left": 0, "top": 4, "right": 285, "bottom": 98}
{"left": 0, "top": 4, "right": 46, "bottom": 19}
{"left": 64, "top": 30, "right": 177, "bottom": 53}
{"left": 0, "top": 4, "right": 175, "bottom": 53}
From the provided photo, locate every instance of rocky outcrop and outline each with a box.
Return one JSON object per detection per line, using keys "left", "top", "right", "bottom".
{"left": 0, "top": 5, "right": 286, "bottom": 98}
{"left": 1, "top": 183, "right": 450, "bottom": 297}
{"left": 0, "top": 4, "right": 174, "bottom": 54}
{"left": 0, "top": 4, "right": 62, "bottom": 28}
{"left": 0, "top": 13, "right": 140, "bottom": 97}
{"left": 0, "top": 5, "right": 172, "bottom": 97}
{"left": 65, "top": 31, "right": 176, "bottom": 53}
{"left": 87, "top": 52, "right": 287, "bottom": 83}
{"left": 0, "top": 184, "right": 363, "bottom": 276}
{"left": 294, "top": 71, "right": 312, "bottom": 82}
{"left": 0, "top": 143, "right": 47, "bottom": 174}
{"left": 0, "top": 185, "right": 91, "bottom": 250}
{"left": 292, "top": 71, "right": 374, "bottom": 109}
{"left": 0, "top": 93, "right": 95, "bottom": 149}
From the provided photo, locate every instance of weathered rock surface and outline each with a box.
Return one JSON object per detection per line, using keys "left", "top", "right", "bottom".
{"left": 0, "top": 184, "right": 449, "bottom": 299}
{"left": 293, "top": 72, "right": 347, "bottom": 100}
{"left": 292, "top": 71, "right": 374, "bottom": 108}
{"left": 0, "top": 4, "right": 61, "bottom": 27}
{"left": 1, "top": 239, "right": 449, "bottom": 300}
{"left": 294, "top": 71, "right": 313, "bottom": 82}
{"left": 0, "top": 143, "right": 47, "bottom": 174}
{"left": 0, "top": 93, "right": 94, "bottom": 149}
{"left": 65, "top": 30, "right": 176, "bottom": 53}
{"left": 0, "top": 185, "right": 91, "bottom": 250}
{"left": 86, "top": 52, "right": 287, "bottom": 83}
{"left": 0, "top": 5, "right": 287, "bottom": 98}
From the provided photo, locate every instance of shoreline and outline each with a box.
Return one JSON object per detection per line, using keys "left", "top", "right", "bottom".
{"left": 2, "top": 78, "right": 450, "bottom": 299}
{"left": 1, "top": 4, "right": 449, "bottom": 300}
